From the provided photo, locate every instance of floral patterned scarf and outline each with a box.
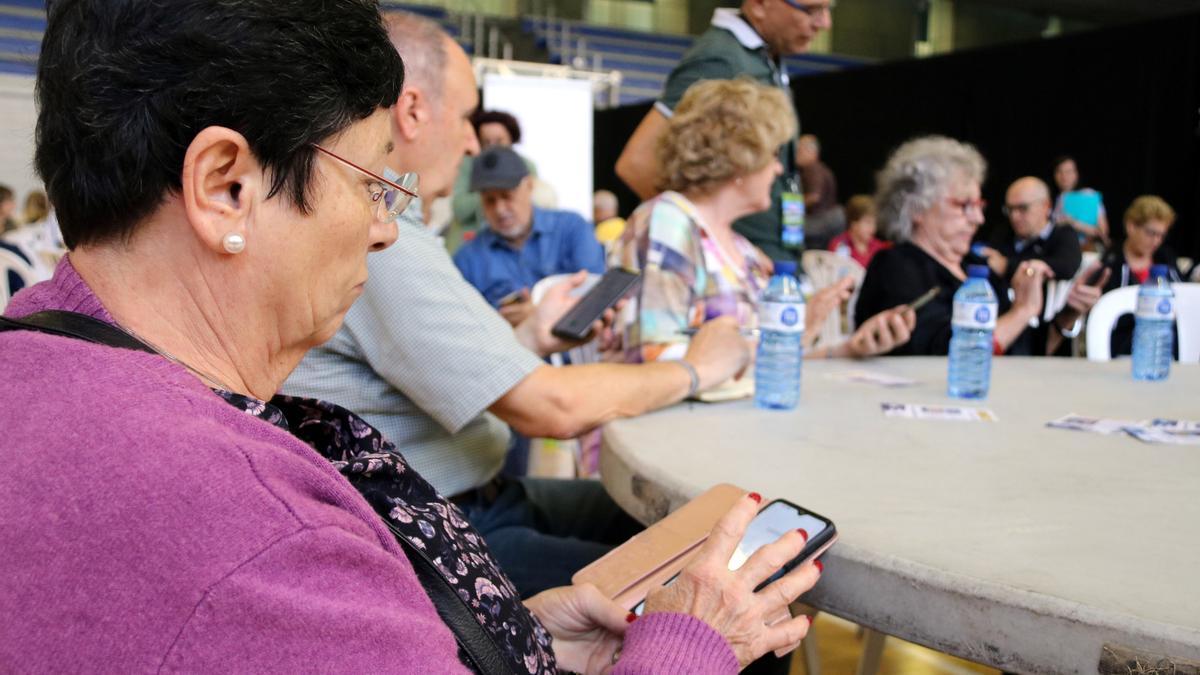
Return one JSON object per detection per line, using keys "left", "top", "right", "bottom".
{"left": 215, "top": 391, "right": 555, "bottom": 674}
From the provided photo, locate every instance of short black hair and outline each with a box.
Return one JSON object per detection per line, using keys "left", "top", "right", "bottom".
{"left": 36, "top": 0, "right": 405, "bottom": 249}
{"left": 471, "top": 110, "right": 522, "bottom": 145}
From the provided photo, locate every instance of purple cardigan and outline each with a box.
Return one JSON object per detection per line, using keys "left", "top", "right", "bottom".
{"left": 0, "top": 258, "right": 736, "bottom": 674}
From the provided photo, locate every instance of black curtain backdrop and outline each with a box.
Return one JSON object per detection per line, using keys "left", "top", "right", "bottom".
{"left": 593, "top": 13, "right": 1200, "bottom": 260}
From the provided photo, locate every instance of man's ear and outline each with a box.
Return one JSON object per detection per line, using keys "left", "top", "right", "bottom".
{"left": 392, "top": 87, "right": 427, "bottom": 142}
{"left": 180, "top": 126, "right": 262, "bottom": 255}
{"left": 742, "top": 0, "right": 769, "bottom": 22}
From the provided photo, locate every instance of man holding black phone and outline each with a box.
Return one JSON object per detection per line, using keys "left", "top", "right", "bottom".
{"left": 285, "top": 13, "right": 750, "bottom": 596}
{"left": 977, "top": 177, "right": 1081, "bottom": 283}
{"left": 453, "top": 146, "right": 607, "bottom": 326}
{"left": 977, "top": 177, "right": 1096, "bottom": 355}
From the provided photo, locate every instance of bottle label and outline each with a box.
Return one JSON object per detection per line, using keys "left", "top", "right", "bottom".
{"left": 760, "top": 301, "right": 805, "bottom": 333}
{"left": 952, "top": 301, "right": 997, "bottom": 330}
{"left": 1136, "top": 295, "right": 1174, "bottom": 320}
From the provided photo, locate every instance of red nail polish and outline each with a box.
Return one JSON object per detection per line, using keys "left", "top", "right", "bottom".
{"left": 806, "top": 615, "right": 813, "bottom": 625}
{"left": 814, "top": 560, "right": 824, "bottom": 573}
{"left": 796, "top": 528, "right": 808, "bottom": 542}
{"left": 626, "top": 612, "right": 638, "bottom": 623}
{"left": 748, "top": 492, "right": 762, "bottom": 503}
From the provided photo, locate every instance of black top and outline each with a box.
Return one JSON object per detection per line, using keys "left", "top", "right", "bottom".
{"left": 991, "top": 223, "right": 1082, "bottom": 282}
{"left": 856, "top": 242, "right": 1012, "bottom": 356}
{"left": 1099, "top": 246, "right": 1183, "bottom": 358}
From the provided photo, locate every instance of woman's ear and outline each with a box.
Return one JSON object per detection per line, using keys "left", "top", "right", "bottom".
{"left": 180, "top": 126, "right": 262, "bottom": 255}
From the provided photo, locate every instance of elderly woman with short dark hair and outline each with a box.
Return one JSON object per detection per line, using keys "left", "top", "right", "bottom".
{"left": 0, "top": 1, "right": 820, "bottom": 672}
{"left": 855, "top": 136, "right": 1058, "bottom": 356}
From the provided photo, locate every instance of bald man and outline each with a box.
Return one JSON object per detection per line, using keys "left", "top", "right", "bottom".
{"left": 980, "top": 176, "right": 1081, "bottom": 282}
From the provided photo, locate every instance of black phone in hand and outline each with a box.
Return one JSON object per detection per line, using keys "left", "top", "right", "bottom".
{"left": 550, "top": 268, "right": 641, "bottom": 342}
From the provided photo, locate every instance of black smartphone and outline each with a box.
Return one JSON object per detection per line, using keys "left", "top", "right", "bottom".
{"left": 550, "top": 268, "right": 641, "bottom": 341}
{"left": 1083, "top": 264, "right": 1108, "bottom": 286}
{"left": 631, "top": 499, "right": 837, "bottom": 615}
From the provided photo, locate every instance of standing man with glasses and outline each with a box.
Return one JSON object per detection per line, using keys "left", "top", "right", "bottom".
{"left": 977, "top": 177, "right": 1081, "bottom": 283}
{"left": 615, "top": 0, "right": 832, "bottom": 264}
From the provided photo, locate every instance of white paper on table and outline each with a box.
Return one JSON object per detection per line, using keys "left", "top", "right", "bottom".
{"left": 1144, "top": 419, "right": 1200, "bottom": 435}
{"left": 882, "top": 402, "right": 997, "bottom": 422}
{"left": 828, "top": 370, "right": 919, "bottom": 388}
{"left": 1046, "top": 414, "right": 1140, "bottom": 436}
{"left": 1124, "top": 426, "right": 1200, "bottom": 446}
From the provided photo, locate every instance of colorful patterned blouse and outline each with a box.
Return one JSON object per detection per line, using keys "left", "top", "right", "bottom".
{"left": 610, "top": 192, "right": 772, "bottom": 362}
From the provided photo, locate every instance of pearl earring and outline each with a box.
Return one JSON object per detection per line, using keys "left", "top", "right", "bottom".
{"left": 221, "top": 232, "right": 246, "bottom": 254}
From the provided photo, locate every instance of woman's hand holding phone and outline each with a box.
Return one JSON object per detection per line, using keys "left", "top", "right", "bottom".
{"left": 640, "top": 492, "right": 822, "bottom": 668}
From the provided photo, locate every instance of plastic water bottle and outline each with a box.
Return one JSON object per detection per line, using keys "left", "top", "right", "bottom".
{"left": 1132, "top": 264, "right": 1174, "bottom": 381}
{"left": 755, "top": 261, "right": 805, "bottom": 410}
{"left": 947, "top": 265, "right": 998, "bottom": 399}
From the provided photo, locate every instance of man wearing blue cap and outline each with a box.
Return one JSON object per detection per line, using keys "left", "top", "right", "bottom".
{"left": 454, "top": 146, "right": 606, "bottom": 326}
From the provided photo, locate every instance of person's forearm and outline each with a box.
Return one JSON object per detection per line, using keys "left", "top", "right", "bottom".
{"left": 616, "top": 153, "right": 660, "bottom": 201}
{"left": 993, "top": 305, "right": 1039, "bottom": 350}
{"left": 615, "top": 109, "right": 667, "bottom": 200}
{"left": 490, "top": 362, "right": 691, "bottom": 439}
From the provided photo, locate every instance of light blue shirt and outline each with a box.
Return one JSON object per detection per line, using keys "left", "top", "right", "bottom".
{"left": 453, "top": 207, "right": 606, "bottom": 307}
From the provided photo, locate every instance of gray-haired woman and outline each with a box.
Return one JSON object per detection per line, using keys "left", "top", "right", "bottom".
{"left": 855, "top": 136, "right": 1048, "bottom": 355}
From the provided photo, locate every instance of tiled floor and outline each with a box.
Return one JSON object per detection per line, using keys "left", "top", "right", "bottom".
{"left": 791, "top": 614, "right": 1000, "bottom": 675}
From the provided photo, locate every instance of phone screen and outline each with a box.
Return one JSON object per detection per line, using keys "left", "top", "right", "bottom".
{"left": 631, "top": 500, "right": 834, "bottom": 615}
{"left": 727, "top": 501, "right": 830, "bottom": 571}
{"left": 550, "top": 268, "right": 641, "bottom": 341}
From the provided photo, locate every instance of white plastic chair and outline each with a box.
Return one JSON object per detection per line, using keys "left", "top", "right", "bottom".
{"left": 801, "top": 250, "right": 865, "bottom": 345}
{"left": 0, "top": 247, "right": 38, "bottom": 312}
{"left": 1085, "top": 282, "right": 1200, "bottom": 362}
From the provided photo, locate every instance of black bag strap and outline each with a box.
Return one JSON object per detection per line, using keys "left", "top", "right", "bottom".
{"left": 0, "top": 310, "right": 155, "bottom": 354}
{"left": 382, "top": 521, "right": 518, "bottom": 675}
{"left": 1, "top": 309, "right": 519, "bottom": 675}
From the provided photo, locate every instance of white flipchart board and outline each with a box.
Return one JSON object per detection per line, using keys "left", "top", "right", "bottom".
{"left": 481, "top": 74, "right": 593, "bottom": 222}
{"left": 0, "top": 75, "right": 40, "bottom": 200}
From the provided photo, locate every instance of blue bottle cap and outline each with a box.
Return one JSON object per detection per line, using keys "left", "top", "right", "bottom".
{"left": 774, "top": 260, "right": 798, "bottom": 277}
{"left": 966, "top": 264, "right": 990, "bottom": 279}
{"left": 1149, "top": 264, "right": 1170, "bottom": 280}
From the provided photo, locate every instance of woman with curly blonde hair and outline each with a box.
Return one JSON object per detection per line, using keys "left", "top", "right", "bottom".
{"left": 611, "top": 78, "right": 913, "bottom": 364}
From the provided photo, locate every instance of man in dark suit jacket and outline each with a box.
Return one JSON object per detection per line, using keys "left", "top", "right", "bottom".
{"left": 977, "top": 177, "right": 1083, "bottom": 355}
{"left": 979, "top": 176, "right": 1082, "bottom": 282}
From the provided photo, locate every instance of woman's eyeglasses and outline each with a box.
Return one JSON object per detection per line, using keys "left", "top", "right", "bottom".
{"left": 946, "top": 197, "right": 987, "bottom": 217}
{"left": 312, "top": 144, "right": 419, "bottom": 221}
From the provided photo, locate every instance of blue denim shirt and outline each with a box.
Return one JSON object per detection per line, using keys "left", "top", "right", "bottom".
{"left": 453, "top": 207, "right": 606, "bottom": 307}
